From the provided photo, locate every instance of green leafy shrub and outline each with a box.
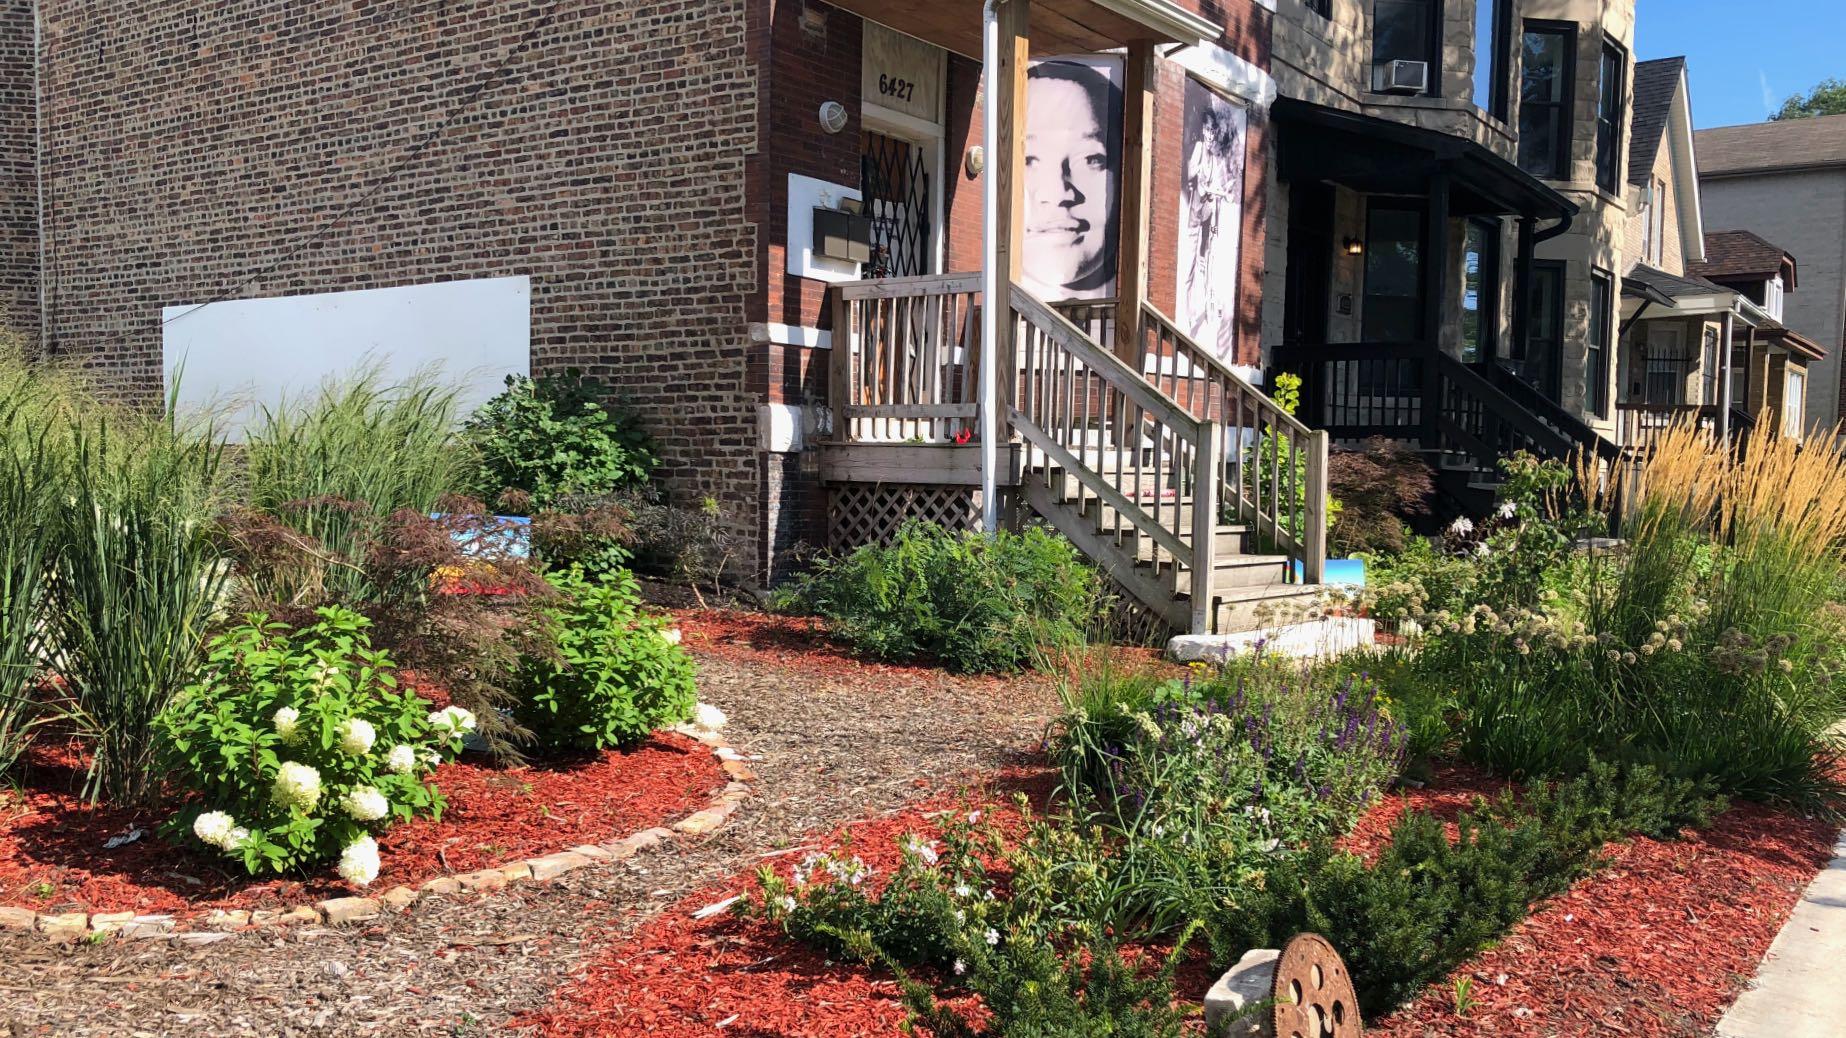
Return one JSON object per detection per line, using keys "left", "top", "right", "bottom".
{"left": 465, "top": 370, "right": 659, "bottom": 509}
{"left": 776, "top": 521, "right": 1102, "bottom": 674}
{"left": 1200, "top": 760, "right": 1720, "bottom": 1016}
{"left": 514, "top": 568, "right": 697, "bottom": 753}
{"left": 52, "top": 408, "right": 230, "bottom": 804}
{"left": 1243, "top": 372, "right": 1342, "bottom": 545}
{"left": 157, "top": 608, "right": 467, "bottom": 881}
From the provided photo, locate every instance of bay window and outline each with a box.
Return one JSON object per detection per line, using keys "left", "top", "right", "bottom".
{"left": 1519, "top": 22, "right": 1575, "bottom": 179}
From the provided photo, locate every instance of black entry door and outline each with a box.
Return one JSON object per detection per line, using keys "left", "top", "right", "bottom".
{"left": 1283, "top": 181, "right": 1335, "bottom": 345}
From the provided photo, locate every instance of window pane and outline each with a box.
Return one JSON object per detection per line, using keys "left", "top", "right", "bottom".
{"left": 1521, "top": 32, "right": 1567, "bottom": 103}
{"left": 1473, "top": 0, "right": 1499, "bottom": 111}
{"left": 1595, "top": 41, "right": 1624, "bottom": 192}
{"left": 1375, "top": 0, "right": 1432, "bottom": 66}
{"left": 1363, "top": 207, "right": 1424, "bottom": 343}
{"left": 1587, "top": 272, "right": 1611, "bottom": 416}
{"left": 1517, "top": 27, "right": 1572, "bottom": 179}
{"left": 1462, "top": 219, "right": 1499, "bottom": 364}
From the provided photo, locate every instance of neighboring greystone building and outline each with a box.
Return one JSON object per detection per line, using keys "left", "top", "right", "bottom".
{"left": 1261, "top": 0, "right": 1651, "bottom": 505}
{"left": 1696, "top": 114, "right": 1846, "bottom": 434}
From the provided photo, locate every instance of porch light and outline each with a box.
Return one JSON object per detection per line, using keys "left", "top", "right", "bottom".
{"left": 1343, "top": 237, "right": 1365, "bottom": 256}
{"left": 818, "top": 100, "right": 848, "bottom": 135}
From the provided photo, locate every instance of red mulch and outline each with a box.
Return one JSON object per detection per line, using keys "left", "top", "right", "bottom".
{"left": 1338, "top": 763, "right": 1516, "bottom": 859}
{"left": 520, "top": 768, "right": 1065, "bottom": 1038}
{"left": 1369, "top": 801, "right": 1836, "bottom": 1037}
{"left": 671, "top": 608, "right": 1176, "bottom": 685}
{"left": 0, "top": 731, "right": 724, "bottom": 917}
{"left": 525, "top": 763, "right": 1837, "bottom": 1038}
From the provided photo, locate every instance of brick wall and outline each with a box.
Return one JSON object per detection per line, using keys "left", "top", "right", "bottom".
{"left": 0, "top": 0, "right": 34, "bottom": 340}
{"left": 32, "top": 0, "right": 766, "bottom": 572}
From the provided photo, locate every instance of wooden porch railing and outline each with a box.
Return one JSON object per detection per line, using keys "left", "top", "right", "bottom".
{"left": 1012, "top": 288, "right": 1220, "bottom": 631}
{"left": 828, "top": 272, "right": 983, "bottom": 443}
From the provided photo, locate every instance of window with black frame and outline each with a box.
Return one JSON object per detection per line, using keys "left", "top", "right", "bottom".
{"left": 1595, "top": 37, "right": 1627, "bottom": 194}
{"left": 1362, "top": 202, "right": 1426, "bottom": 344}
{"left": 1519, "top": 22, "right": 1575, "bottom": 179}
{"left": 1462, "top": 219, "right": 1501, "bottom": 364}
{"left": 1373, "top": 0, "right": 1440, "bottom": 94}
{"left": 1513, "top": 260, "right": 1566, "bottom": 398}
{"left": 1472, "top": 0, "right": 1511, "bottom": 118}
{"left": 1588, "top": 270, "right": 1612, "bottom": 417}
{"left": 1304, "top": 0, "right": 1331, "bottom": 17}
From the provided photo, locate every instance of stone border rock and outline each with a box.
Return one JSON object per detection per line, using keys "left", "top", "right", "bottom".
{"left": 2, "top": 724, "right": 756, "bottom": 946}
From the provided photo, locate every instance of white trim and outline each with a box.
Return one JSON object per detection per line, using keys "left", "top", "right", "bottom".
{"left": 786, "top": 173, "right": 864, "bottom": 284}
{"left": 861, "top": 101, "right": 943, "bottom": 141}
{"left": 1668, "top": 68, "right": 1706, "bottom": 264}
{"left": 1166, "top": 41, "right": 1277, "bottom": 109}
{"left": 750, "top": 322, "right": 832, "bottom": 350}
{"left": 1091, "top": 0, "right": 1219, "bottom": 47}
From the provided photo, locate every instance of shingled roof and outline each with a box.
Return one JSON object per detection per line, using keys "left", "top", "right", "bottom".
{"left": 1689, "top": 230, "right": 1797, "bottom": 288}
{"left": 1628, "top": 58, "right": 1685, "bottom": 187}
{"left": 1697, "top": 113, "right": 1846, "bottom": 177}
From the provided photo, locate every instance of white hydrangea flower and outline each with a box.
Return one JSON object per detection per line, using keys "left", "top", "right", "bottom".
{"left": 224, "top": 826, "right": 250, "bottom": 851}
{"left": 660, "top": 627, "right": 683, "bottom": 645}
{"left": 384, "top": 744, "right": 418, "bottom": 775}
{"left": 693, "top": 702, "right": 727, "bottom": 732}
{"left": 193, "top": 810, "right": 235, "bottom": 849}
{"left": 341, "top": 786, "right": 390, "bottom": 822}
{"left": 427, "top": 706, "right": 477, "bottom": 736}
{"left": 337, "top": 835, "right": 380, "bottom": 888}
{"left": 272, "top": 706, "right": 301, "bottom": 744}
{"left": 272, "top": 761, "right": 323, "bottom": 812}
{"left": 338, "top": 717, "right": 377, "bottom": 756}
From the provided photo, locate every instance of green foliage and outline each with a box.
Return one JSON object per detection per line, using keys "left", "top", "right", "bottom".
{"left": 776, "top": 521, "right": 1103, "bottom": 674}
{"left": 51, "top": 407, "right": 230, "bottom": 805}
{"left": 1774, "top": 78, "right": 1846, "bottom": 120}
{"left": 465, "top": 370, "right": 659, "bottom": 510}
{"left": 514, "top": 568, "right": 697, "bottom": 753}
{"left": 1199, "top": 760, "right": 1719, "bottom": 1016}
{"left": 242, "top": 369, "right": 468, "bottom": 606}
{"left": 157, "top": 608, "right": 464, "bottom": 877}
{"left": 0, "top": 365, "right": 61, "bottom": 775}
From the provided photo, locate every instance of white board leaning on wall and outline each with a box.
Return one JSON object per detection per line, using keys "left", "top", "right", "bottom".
{"left": 161, "top": 276, "right": 533, "bottom": 439}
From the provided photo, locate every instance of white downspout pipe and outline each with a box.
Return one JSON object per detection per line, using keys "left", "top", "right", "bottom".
{"left": 979, "top": 0, "right": 1001, "bottom": 533}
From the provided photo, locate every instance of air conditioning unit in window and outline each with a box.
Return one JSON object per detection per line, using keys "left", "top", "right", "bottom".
{"left": 1374, "top": 59, "right": 1430, "bottom": 95}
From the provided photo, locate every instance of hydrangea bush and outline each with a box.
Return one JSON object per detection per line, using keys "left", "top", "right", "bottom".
{"left": 158, "top": 607, "right": 471, "bottom": 883}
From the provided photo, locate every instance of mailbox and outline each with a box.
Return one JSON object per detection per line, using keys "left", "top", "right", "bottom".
{"left": 813, "top": 206, "right": 874, "bottom": 265}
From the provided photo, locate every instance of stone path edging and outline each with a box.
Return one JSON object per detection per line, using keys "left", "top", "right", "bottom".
{"left": 0, "top": 724, "right": 756, "bottom": 945}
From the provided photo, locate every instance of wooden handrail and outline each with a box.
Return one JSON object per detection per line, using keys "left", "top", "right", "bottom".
{"left": 836, "top": 271, "right": 985, "bottom": 300}
{"left": 1009, "top": 283, "right": 1211, "bottom": 582}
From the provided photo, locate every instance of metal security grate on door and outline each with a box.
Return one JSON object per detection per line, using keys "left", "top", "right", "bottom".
{"left": 861, "top": 131, "right": 932, "bottom": 279}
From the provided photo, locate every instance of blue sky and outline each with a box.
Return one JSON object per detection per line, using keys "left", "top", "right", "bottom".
{"left": 1636, "top": 0, "right": 1846, "bottom": 128}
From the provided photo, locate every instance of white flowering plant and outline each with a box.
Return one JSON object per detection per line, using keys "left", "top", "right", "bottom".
{"left": 157, "top": 607, "right": 466, "bottom": 880}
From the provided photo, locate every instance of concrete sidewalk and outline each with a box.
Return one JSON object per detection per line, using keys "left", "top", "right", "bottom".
{"left": 1718, "top": 831, "right": 1846, "bottom": 1038}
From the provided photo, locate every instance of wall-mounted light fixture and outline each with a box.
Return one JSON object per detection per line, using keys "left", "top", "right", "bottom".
{"left": 818, "top": 101, "right": 849, "bottom": 135}
{"left": 965, "top": 146, "right": 986, "bottom": 177}
{"left": 1343, "top": 237, "right": 1364, "bottom": 257}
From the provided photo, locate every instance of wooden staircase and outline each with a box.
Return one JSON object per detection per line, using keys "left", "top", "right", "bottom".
{"left": 823, "top": 273, "right": 1332, "bottom": 637}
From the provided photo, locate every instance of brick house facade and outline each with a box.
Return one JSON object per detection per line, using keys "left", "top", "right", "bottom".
{"left": 0, "top": 0, "right": 1278, "bottom": 585}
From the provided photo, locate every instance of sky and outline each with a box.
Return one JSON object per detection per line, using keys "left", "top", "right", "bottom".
{"left": 1635, "top": 0, "right": 1846, "bottom": 129}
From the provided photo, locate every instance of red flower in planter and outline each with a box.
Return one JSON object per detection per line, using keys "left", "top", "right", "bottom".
{"left": 954, "top": 428, "right": 973, "bottom": 445}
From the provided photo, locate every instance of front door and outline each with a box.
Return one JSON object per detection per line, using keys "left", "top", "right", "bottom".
{"left": 1283, "top": 181, "right": 1334, "bottom": 346}
{"left": 860, "top": 21, "right": 946, "bottom": 280}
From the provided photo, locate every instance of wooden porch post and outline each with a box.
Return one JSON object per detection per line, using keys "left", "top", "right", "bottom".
{"left": 1420, "top": 172, "right": 1451, "bottom": 448}
{"left": 992, "top": 0, "right": 1030, "bottom": 408}
{"left": 1114, "top": 40, "right": 1157, "bottom": 367}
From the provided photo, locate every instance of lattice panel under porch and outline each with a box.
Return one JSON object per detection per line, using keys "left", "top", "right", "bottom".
{"left": 826, "top": 483, "right": 984, "bottom": 551}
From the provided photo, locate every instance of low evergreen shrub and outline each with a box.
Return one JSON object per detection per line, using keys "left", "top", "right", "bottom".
{"left": 514, "top": 568, "right": 697, "bottom": 753}
{"left": 775, "top": 520, "right": 1102, "bottom": 674}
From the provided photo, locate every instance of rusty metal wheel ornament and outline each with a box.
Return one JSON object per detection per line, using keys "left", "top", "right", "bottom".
{"left": 1272, "top": 933, "right": 1363, "bottom": 1038}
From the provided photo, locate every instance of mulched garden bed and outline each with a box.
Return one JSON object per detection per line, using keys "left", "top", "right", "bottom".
{"left": 673, "top": 608, "right": 1177, "bottom": 686}
{"left": 0, "top": 731, "right": 725, "bottom": 918}
{"left": 522, "top": 762, "right": 1838, "bottom": 1038}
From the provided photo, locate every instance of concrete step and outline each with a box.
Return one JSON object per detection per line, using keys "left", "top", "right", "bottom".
{"left": 1212, "top": 583, "right": 1325, "bottom": 634}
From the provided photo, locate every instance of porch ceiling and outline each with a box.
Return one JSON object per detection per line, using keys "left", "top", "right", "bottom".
{"left": 831, "top": 0, "right": 1216, "bottom": 60}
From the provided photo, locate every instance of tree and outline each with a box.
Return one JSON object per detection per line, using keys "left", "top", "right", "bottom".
{"left": 1773, "top": 78, "right": 1846, "bottom": 121}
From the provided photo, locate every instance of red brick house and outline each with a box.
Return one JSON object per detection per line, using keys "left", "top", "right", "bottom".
{"left": 0, "top": 0, "right": 1290, "bottom": 628}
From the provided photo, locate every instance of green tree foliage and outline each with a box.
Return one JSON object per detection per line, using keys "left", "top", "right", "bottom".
{"left": 1774, "top": 78, "right": 1846, "bottom": 120}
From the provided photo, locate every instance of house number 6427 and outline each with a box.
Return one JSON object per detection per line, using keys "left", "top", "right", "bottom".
{"left": 878, "top": 74, "right": 916, "bottom": 103}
